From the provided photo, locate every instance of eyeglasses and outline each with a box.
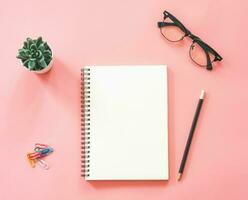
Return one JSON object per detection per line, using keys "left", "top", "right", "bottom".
{"left": 158, "top": 10, "right": 222, "bottom": 70}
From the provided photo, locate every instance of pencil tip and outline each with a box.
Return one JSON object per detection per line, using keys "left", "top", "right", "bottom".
{"left": 177, "top": 173, "right": 182, "bottom": 181}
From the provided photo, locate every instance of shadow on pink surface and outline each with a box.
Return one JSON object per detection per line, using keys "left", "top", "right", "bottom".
{"left": 4, "top": 68, "right": 44, "bottom": 139}
{"left": 4, "top": 58, "right": 80, "bottom": 140}
{"left": 87, "top": 180, "right": 168, "bottom": 189}
{"left": 37, "top": 57, "right": 80, "bottom": 106}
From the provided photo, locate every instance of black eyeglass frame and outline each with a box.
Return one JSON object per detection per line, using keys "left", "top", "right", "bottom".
{"left": 158, "top": 10, "right": 222, "bottom": 70}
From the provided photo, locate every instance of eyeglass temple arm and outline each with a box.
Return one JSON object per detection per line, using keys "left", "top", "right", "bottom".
{"left": 205, "top": 51, "right": 213, "bottom": 70}
{"left": 158, "top": 22, "right": 176, "bottom": 27}
{"left": 163, "top": 10, "right": 191, "bottom": 35}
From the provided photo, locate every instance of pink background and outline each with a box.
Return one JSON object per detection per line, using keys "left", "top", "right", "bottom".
{"left": 1, "top": 0, "right": 248, "bottom": 199}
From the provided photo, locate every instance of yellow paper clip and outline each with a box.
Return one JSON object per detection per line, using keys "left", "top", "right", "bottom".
{"left": 27, "top": 153, "right": 36, "bottom": 168}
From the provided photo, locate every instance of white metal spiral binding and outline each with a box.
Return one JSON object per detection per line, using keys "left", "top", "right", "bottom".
{"left": 81, "top": 68, "right": 91, "bottom": 178}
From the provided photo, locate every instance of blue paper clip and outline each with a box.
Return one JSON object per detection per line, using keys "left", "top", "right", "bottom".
{"left": 40, "top": 148, "right": 53, "bottom": 155}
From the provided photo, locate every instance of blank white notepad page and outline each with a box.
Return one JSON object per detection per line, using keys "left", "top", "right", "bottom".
{"left": 85, "top": 65, "right": 168, "bottom": 180}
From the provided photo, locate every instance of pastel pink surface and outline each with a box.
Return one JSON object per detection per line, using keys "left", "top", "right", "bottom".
{"left": 0, "top": 0, "right": 247, "bottom": 199}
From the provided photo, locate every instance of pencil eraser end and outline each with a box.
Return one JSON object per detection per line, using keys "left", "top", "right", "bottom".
{"left": 200, "top": 90, "right": 205, "bottom": 99}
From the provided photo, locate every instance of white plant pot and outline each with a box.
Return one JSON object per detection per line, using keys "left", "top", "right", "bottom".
{"left": 22, "top": 58, "right": 54, "bottom": 74}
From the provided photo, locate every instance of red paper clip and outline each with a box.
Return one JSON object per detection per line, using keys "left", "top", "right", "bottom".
{"left": 27, "top": 152, "right": 41, "bottom": 159}
{"left": 35, "top": 143, "right": 49, "bottom": 152}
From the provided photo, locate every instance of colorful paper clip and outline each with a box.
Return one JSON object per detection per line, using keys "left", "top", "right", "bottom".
{"left": 34, "top": 143, "right": 49, "bottom": 152}
{"left": 27, "top": 153, "right": 36, "bottom": 168}
{"left": 27, "top": 143, "right": 54, "bottom": 169}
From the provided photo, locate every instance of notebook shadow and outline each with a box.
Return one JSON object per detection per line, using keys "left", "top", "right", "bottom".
{"left": 167, "top": 67, "right": 177, "bottom": 182}
{"left": 88, "top": 180, "right": 168, "bottom": 189}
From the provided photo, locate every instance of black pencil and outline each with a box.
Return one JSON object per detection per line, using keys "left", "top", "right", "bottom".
{"left": 177, "top": 90, "right": 205, "bottom": 181}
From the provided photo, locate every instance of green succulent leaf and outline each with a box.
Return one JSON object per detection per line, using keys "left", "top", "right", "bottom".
{"left": 43, "top": 50, "right": 52, "bottom": 57}
{"left": 25, "top": 50, "right": 31, "bottom": 57}
{"left": 37, "top": 50, "right": 42, "bottom": 58}
{"left": 38, "top": 57, "right": 47, "bottom": 68}
{"left": 23, "top": 59, "right": 29, "bottom": 68}
{"left": 18, "top": 48, "right": 26, "bottom": 54}
{"left": 36, "top": 37, "right": 43, "bottom": 48}
{"left": 38, "top": 44, "right": 45, "bottom": 52}
{"left": 23, "top": 41, "right": 28, "bottom": 49}
{"left": 30, "top": 43, "right": 37, "bottom": 51}
{"left": 17, "top": 54, "right": 25, "bottom": 59}
{"left": 17, "top": 49, "right": 28, "bottom": 59}
{"left": 26, "top": 38, "right": 31, "bottom": 48}
{"left": 27, "top": 38, "right": 34, "bottom": 47}
{"left": 28, "top": 59, "right": 36, "bottom": 70}
{"left": 45, "top": 57, "right": 51, "bottom": 64}
{"left": 43, "top": 42, "right": 48, "bottom": 48}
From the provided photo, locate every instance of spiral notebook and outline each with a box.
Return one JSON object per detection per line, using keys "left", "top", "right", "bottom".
{"left": 81, "top": 65, "right": 168, "bottom": 180}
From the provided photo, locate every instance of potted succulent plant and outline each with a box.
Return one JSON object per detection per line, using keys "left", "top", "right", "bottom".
{"left": 17, "top": 37, "right": 53, "bottom": 74}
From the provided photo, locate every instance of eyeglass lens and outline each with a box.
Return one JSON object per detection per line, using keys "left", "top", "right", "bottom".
{"left": 160, "top": 18, "right": 185, "bottom": 42}
{"left": 189, "top": 43, "right": 215, "bottom": 67}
